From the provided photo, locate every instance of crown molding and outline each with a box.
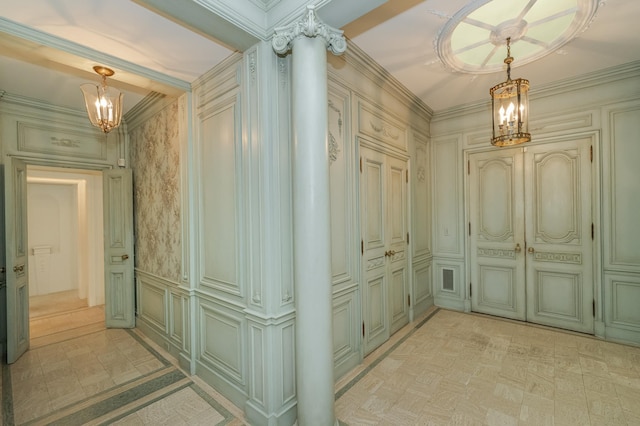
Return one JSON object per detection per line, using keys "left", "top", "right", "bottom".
{"left": 0, "top": 17, "right": 191, "bottom": 94}
{"left": 432, "top": 60, "right": 640, "bottom": 122}
{"left": 0, "top": 91, "right": 87, "bottom": 118}
{"left": 341, "top": 40, "right": 434, "bottom": 120}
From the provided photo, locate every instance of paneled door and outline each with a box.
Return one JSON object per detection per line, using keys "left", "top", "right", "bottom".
{"left": 360, "top": 145, "right": 409, "bottom": 355}
{"left": 469, "top": 138, "right": 594, "bottom": 333}
{"left": 103, "top": 168, "right": 135, "bottom": 328}
{"left": 469, "top": 148, "right": 526, "bottom": 321}
{"left": 524, "top": 140, "right": 594, "bottom": 333}
{"left": 5, "top": 158, "right": 30, "bottom": 363}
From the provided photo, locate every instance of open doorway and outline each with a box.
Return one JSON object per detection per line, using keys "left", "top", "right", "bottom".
{"left": 26, "top": 165, "right": 105, "bottom": 347}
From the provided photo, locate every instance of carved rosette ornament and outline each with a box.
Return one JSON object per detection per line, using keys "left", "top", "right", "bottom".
{"left": 272, "top": 5, "right": 347, "bottom": 55}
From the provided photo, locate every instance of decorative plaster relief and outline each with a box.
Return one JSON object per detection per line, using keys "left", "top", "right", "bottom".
{"left": 369, "top": 120, "right": 400, "bottom": 140}
{"left": 50, "top": 137, "right": 80, "bottom": 147}
{"left": 367, "top": 256, "right": 385, "bottom": 270}
{"left": 477, "top": 247, "right": 516, "bottom": 259}
{"left": 17, "top": 121, "right": 107, "bottom": 160}
{"left": 272, "top": 5, "right": 346, "bottom": 55}
{"left": 534, "top": 251, "right": 582, "bottom": 264}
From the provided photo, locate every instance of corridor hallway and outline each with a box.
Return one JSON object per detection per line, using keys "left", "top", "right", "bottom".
{"left": 1, "top": 307, "right": 639, "bottom": 425}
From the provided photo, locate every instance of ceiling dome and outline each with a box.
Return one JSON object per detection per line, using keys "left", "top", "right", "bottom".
{"left": 435, "top": 0, "right": 602, "bottom": 74}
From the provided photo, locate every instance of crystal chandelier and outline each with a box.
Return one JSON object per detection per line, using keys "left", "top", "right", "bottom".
{"left": 490, "top": 38, "right": 530, "bottom": 147}
{"left": 80, "top": 66, "right": 124, "bottom": 133}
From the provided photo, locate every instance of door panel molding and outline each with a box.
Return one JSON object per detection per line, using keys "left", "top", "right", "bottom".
{"left": 468, "top": 136, "right": 595, "bottom": 334}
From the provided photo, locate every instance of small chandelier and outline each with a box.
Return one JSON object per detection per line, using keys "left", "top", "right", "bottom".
{"left": 490, "top": 37, "right": 530, "bottom": 147}
{"left": 80, "top": 66, "right": 124, "bottom": 133}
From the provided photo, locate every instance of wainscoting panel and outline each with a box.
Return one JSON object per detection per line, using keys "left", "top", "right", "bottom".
{"left": 413, "top": 259, "right": 433, "bottom": 310}
{"left": 199, "top": 300, "right": 246, "bottom": 386}
{"left": 333, "top": 286, "right": 360, "bottom": 379}
{"left": 605, "top": 273, "right": 640, "bottom": 342}
{"left": 135, "top": 271, "right": 190, "bottom": 362}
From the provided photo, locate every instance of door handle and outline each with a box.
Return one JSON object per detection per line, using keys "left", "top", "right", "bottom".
{"left": 13, "top": 265, "right": 24, "bottom": 272}
{"left": 121, "top": 254, "right": 129, "bottom": 261}
{"left": 384, "top": 250, "right": 396, "bottom": 257}
{"left": 528, "top": 247, "right": 535, "bottom": 254}
{"left": 515, "top": 243, "right": 521, "bottom": 253}
{"left": 0, "top": 267, "right": 5, "bottom": 273}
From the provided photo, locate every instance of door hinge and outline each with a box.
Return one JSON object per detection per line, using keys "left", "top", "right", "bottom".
{"left": 362, "top": 321, "right": 365, "bottom": 337}
{"left": 361, "top": 239, "right": 364, "bottom": 255}
{"left": 469, "top": 283, "right": 472, "bottom": 297}
{"left": 407, "top": 232, "right": 410, "bottom": 245}
{"left": 408, "top": 294, "right": 411, "bottom": 307}
{"left": 469, "top": 222, "right": 471, "bottom": 236}
{"left": 360, "top": 157, "right": 362, "bottom": 173}
{"left": 591, "top": 223, "right": 594, "bottom": 240}
{"left": 406, "top": 170, "right": 409, "bottom": 183}
{"left": 592, "top": 299, "right": 596, "bottom": 317}
{"left": 467, "top": 160, "right": 470, "bottom": 175}
{"left": 590, "top": 146, "right": 593, "bottom": 163}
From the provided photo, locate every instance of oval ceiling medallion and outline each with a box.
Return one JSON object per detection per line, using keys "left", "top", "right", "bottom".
{"left": 435, "top": 0, "right": 601, "bottom": 74}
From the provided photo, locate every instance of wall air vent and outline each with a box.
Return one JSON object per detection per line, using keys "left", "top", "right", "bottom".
{"left": 443, "top": 268, "right": 454, "bottom": 291}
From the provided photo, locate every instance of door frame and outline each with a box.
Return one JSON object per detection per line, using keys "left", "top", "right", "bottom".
{"left": 4, "top": 156, "right": 134, "bottom": 359}
{"left": 358, "top": 137, "right": 412, "bottom": 355}
{"left": 463, "top": 131, "right": 602, "bottom": 333}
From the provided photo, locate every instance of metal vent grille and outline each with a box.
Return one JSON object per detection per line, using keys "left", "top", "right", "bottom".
{"left": 443, "top": 269, "right": 454, "bottom": 291}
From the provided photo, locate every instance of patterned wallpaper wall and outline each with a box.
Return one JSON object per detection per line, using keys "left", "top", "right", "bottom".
{"left": 129, "top": 101, "right": 182, "bottom": 282}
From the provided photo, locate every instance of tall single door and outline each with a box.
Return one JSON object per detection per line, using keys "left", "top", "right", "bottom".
{"left": 524, "top": 139, "right": 594, "bottom": 333}
{"left": 103, "top": 169, "right": 135, "bottom": 328}
{"left": 469, "top": 148, "right": 526, "bottom": 320}
{"left": 5, "top": 158, "right": 29, "bottom": 363}
{"left": 360, "top": 145, "right": 409, "bottom": 354}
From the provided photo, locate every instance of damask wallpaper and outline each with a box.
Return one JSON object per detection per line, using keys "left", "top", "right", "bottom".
{"left": 129, "top": 101, "right": 182, "bottom": 283}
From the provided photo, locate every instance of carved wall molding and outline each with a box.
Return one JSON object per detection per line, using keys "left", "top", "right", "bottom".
{"left": 272, "top": 5, "right": 346, "bottom": 55}
{"left": 534, "top": 251, "right": 582, "bottom": 264}
{"left": 369, "top": 120, "right": 400, "bottom": 140}
{"left": 477, "top": 247, "right": 516, "bottom": 259}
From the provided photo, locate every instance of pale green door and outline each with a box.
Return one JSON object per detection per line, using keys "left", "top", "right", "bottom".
{"left": 360, "top": 145, "right": 409, "bottom": 354}
{"left": 5, "top": 158, "right": 29, "bottom": 363}
{"left": 524, "top": 138, "right": 594, "bottom": 333}
{"left": 469, "top": 148, "right": 526, "bottom": 320}
{"left": 469, "top": 138, "right": 594, "bottom": 334}
{"left": 103, "top": 168, "right": 135, "bottom": 328}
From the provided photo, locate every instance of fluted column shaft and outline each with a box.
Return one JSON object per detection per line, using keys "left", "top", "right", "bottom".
{"left": 273, "top": 6, "right": 346, "bottom": 426}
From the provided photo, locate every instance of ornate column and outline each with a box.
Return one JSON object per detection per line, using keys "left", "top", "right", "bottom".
{"left": 273, "top": 6, "right": 346, "bottom": 426}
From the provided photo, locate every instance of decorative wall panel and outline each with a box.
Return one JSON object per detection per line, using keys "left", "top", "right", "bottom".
{"left": 328, "top": 83, "right": 354, "bottom": 286}
{"left": 357, "top": 98, "right": 407, "bottom": 151}
{"left": 139, "top": 283, "right": 167, "bottom": 330}
{"left": 200, "top": 97, "right": 242, "bottom": 295}
{"left": 412, "top": 133, "right": 431, "bottom": 258}
{"left": 605, "top": 105, "right": 640, "bottom": 270}
{"left": 606, "top": 273, "right": 640, "bottom": 330}
{"left": 200, "top": 302, "right": 245, "bottom": 385}
{"left": 433, "top": 137, "right": 462, "bottom": 255}
{"left": 129, "top": 100, "right": 182, "bottom": 282}
{"left": 17, "top": 121, "right": 107, "bottom": 160}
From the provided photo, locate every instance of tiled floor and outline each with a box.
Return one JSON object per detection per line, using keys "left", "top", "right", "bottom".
{"left": 335, "top": 308, "right": 640, "bottom": 425}
{"left": 3, "top": 306, "right": 640, "bottom": 425}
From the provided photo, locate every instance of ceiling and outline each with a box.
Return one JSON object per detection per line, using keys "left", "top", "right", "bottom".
{"left": 1, "top": 0, "right": 639, "bottom": 116}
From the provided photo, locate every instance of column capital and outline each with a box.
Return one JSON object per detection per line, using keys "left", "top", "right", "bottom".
{"left": 272, "top": 5, "right": 346, "bottom": 56}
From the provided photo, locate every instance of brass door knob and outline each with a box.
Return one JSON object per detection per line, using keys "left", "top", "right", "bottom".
{"left": 121, "top": 254, "right": 129, "bottom": 260}
{"left": 13, "top": 265, "right": 24, "bottom": 272}
{"left": 515, "top": 243, "right": 521, "bottom": 253}
{"left": 528, "top": 247, "right": 535, "bottom": 254}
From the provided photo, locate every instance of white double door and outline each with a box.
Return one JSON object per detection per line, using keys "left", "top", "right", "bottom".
{"left": 468, "top": 138, "right": 594, "bottom": 334}
{"left": 360, "top": 145, "right": 410, "bottom": 354}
